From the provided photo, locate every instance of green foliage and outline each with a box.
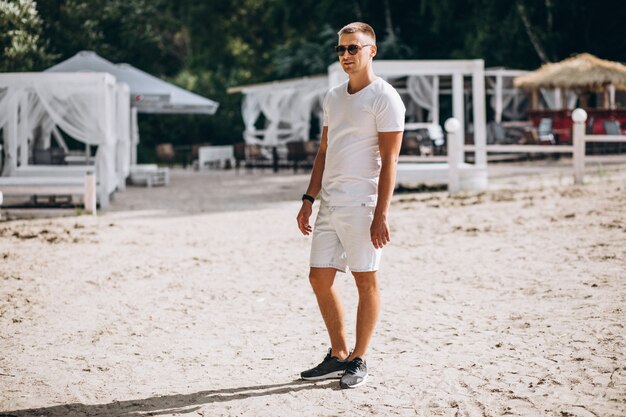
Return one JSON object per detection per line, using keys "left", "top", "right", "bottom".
{"left": 0, "top": 0, "right": 56, "bottom": 71}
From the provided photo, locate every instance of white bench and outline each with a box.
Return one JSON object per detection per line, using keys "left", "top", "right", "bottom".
{"left": 12, "top": 165, "right": 109, "bottom": 209}
{"left": 128, "top": 164, "right": 170, "bottom": 187}
{"left": 0, "top": 175, "right": 97, "bottom": 215}
{"left": 14, "top": 165, "right": 95, "bottom": 177}
{"left": 198, "top": 145, "right": 235, "bottom": 170}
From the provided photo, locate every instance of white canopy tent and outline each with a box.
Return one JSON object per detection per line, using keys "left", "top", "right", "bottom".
{"left": 47, "top": 51, "right": 219, "bottom": 115}
{"left": 231, "top": 63, "right": 531, "bottom": 150}
{"left": 228, "top": 75, "right": 328, "bottom": 147}
{"left": 46, "top": 51, "right": 219, "bottom": 165}
{"left": 0, "top": 72, "right": 124, "bottom": 207}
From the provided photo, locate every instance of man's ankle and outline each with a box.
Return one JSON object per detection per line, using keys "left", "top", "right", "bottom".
{"left": 346, "top": 352, "right": 366, "bottom": 362}
{"left": 331, "top": 348, "right": 349, "bottom": 360}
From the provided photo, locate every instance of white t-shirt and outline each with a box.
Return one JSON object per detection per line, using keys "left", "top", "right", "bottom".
{"left": 321, "top": 77, "right": 405, "bottom": 206}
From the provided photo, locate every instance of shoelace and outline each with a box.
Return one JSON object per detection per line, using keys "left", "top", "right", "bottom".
{"left": 346, "top": 358, "right": 364, "bottom": 374}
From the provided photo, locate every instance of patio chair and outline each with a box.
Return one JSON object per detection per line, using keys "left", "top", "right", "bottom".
{"left": 233, "top": 143, "right": 270, "bottom": 171}
{"left": 287, "top": 141, "right": 307, "bottom": 172}
{"left": 603, "top": 120, "right": 622, "bottom": 135}
{"left": 487, "top": 121, "right": 506, "bottom": 144}
{"left": 538, "top": 118, "right": 555, "bottom": 144}
{"left": 400, "top": 133, "right": 420, "bottom": 155}
{"left": 234, "top": 142, "right": 246, "bottom": 170}
{"left": 33, "top": 149, "right": 52, "bottom": 165}
{"left": 303, "top": 140, "right": 319, "bottom": 160}
{"left": 156, "top": 143, "right": 175, "bottom": 166}
{"left": 603, "top": 120, "right": 624, "bottom": 153}
{"left": 245, "top": 144, "right": 271, "bottom": 169}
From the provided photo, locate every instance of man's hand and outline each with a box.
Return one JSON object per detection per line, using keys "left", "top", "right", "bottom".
{"left": 370, "top": 214, "right": 390, "bottom": 249}
{"left": 296, "top": 202, "right": 313, "bottom": 235}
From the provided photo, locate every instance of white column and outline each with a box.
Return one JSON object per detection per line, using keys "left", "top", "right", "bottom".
{"left": 471, "top": 60, "right": 487, "bottom": 167}
{"left": 431, "top": 76, "right": 440, "bottom": 125}
{"left": 452, "top": 73, "right": 464, "bottom": 164}
{"left": 572, "top": 108, "right": 587, "bottom": 184}
{"left": 5, "top": 95, "right": 19, "bottom": 175}
{"left": 84, "top": 172, "right": 97, "bottom": 215}
{"left": 446, "top": 118, "right": 462, "bottom": 195}
{"left": 131, "top": 107, "right": 139, "bottom": 165}
{"left": 495, "top": 74, "right": 503, "bottom": 123}
{"left": 608, "top": 84, "right": 616, "bottom": 110}
{"left": 554, "top": 88, "right": 563, "bottom": 109}
{"left": 18, "top": 94, "right": 29, "bottom": 167}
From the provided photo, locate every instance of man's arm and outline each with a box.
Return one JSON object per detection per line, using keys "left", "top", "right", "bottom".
{"left": 371, "top": 131, "right": 403, "bottom": 248}
{"left": 296, "top": 127, "right": 328, "bottom": 236}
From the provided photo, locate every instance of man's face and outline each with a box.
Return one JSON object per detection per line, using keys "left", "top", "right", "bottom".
{"left": 337, "top": 32, "right": 376, "bottom": 75}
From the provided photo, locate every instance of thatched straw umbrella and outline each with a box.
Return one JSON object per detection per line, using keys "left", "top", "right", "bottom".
{"left": 514, "top": 53, "right": 626, "bottom": 110}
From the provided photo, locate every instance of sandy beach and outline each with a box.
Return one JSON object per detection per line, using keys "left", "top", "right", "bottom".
{"left": 1, "top": 162, "right": 625, "bottom": 417}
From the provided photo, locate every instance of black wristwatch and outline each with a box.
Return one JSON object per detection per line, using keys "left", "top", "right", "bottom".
{"left": 302, "top": 194, "right": 315, "bottom": 204}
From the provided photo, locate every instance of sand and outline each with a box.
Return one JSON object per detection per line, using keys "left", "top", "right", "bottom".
{"left": 1, "top": 163, "right": 625, "bottom": 417}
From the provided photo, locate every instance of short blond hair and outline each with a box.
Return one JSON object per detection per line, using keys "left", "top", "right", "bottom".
{"left": 338, "top": 22, "right": 376, "bottom": 43}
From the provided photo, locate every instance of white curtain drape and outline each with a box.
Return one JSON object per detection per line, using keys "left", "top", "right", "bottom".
{"left": 487, "top": 77, "right": 529, "bottom": 121}
{"left": 0, "top": 88, "right": 16, "bottom": 129}
{"left": 0, "top": 90, "right": 19, "bottom": 175}
{"left": 242, "top": 93, "right": 261, "bottom": 143}
{"left": 540, "top": 88, "right": 578, "bottom": 110}
{"left": 115, "top": 82, "right": 131, "bottom": 188}
{"left": 258, "top": 90, "right": 290, "bottom": 146}
{"left": 242, "top": 78, "right": 327, "bottom": 147}
{"left": 406, "top": 76, "right": 439, "bottom": 123}
{"left": 285, "top": 80, "right": 327, "bottom": 142}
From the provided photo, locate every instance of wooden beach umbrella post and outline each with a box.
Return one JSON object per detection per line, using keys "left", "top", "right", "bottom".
{"left": 530, "top": 89, "right": 539, "bottom": 111}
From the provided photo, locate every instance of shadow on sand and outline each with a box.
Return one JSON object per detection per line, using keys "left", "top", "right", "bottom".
{"left": 1, "top": 380, "right": 338, "bottom": 417}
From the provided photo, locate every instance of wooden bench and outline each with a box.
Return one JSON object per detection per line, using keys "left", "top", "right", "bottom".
{"left": 0, "top": 175, "right": 97, "bottom": 215}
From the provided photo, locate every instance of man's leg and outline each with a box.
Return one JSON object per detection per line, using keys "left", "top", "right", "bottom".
{"left": 348, "top": 271, "right": 380, "bottom": 360}
{"left": 309, "top": 267, "right": 349, "bottom": 360}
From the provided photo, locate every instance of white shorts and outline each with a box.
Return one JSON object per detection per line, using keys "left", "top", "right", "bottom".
{"left": 310, "top": 204, "right": 381, "bottom": 273}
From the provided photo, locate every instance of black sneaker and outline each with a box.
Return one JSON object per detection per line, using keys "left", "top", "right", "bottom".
{"left": 340, "top": 357, "right": 368, "bottom": 389}
{"left": 300, "top": 348, "right": 347, "bottom": 381}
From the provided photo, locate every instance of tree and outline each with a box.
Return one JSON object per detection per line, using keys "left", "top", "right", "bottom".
{"left": 0, "top": 0, "right": 56, "bottom": 71}
{"left": 35, "top": 0, "right": 185, "bottom": 75}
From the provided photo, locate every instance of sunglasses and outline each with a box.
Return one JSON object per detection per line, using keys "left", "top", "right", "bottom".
{"left": 335, "top": 44, "right": 373, "bottom": 56}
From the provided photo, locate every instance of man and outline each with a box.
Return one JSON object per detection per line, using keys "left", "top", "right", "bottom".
{"left": 296, "top": 22, "right": 405, "bottom": 389}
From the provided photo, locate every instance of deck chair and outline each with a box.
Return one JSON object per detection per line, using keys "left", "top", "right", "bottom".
{"left": 303, "top": 141, "right": 319, "bottom": 160}
{"left": 33, "top": 149, "right": 52, "bottom": 165}
{"left": 287, "top": 141, "right": 307, "bottom": 172}
{"left": 603, "top": 120, "right": 622, "bottom": 135}
{"left": 233, "top": 143, "right": 246, "bottom": 170}
{"left": 603, "top": 120, "right": 624, "bottom": 152}
{"left": 538, "top": 118, "right": 555, "bottom": 144}
{"left": 244, "top": 144, "right": 271, "bottom": 170}
{"left": 487, "top": 122, "right": 506, "bottom": 144}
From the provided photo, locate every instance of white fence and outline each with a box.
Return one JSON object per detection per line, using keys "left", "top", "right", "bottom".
{"left": 446, "top": 108, "right": 625, "bottom": 193}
